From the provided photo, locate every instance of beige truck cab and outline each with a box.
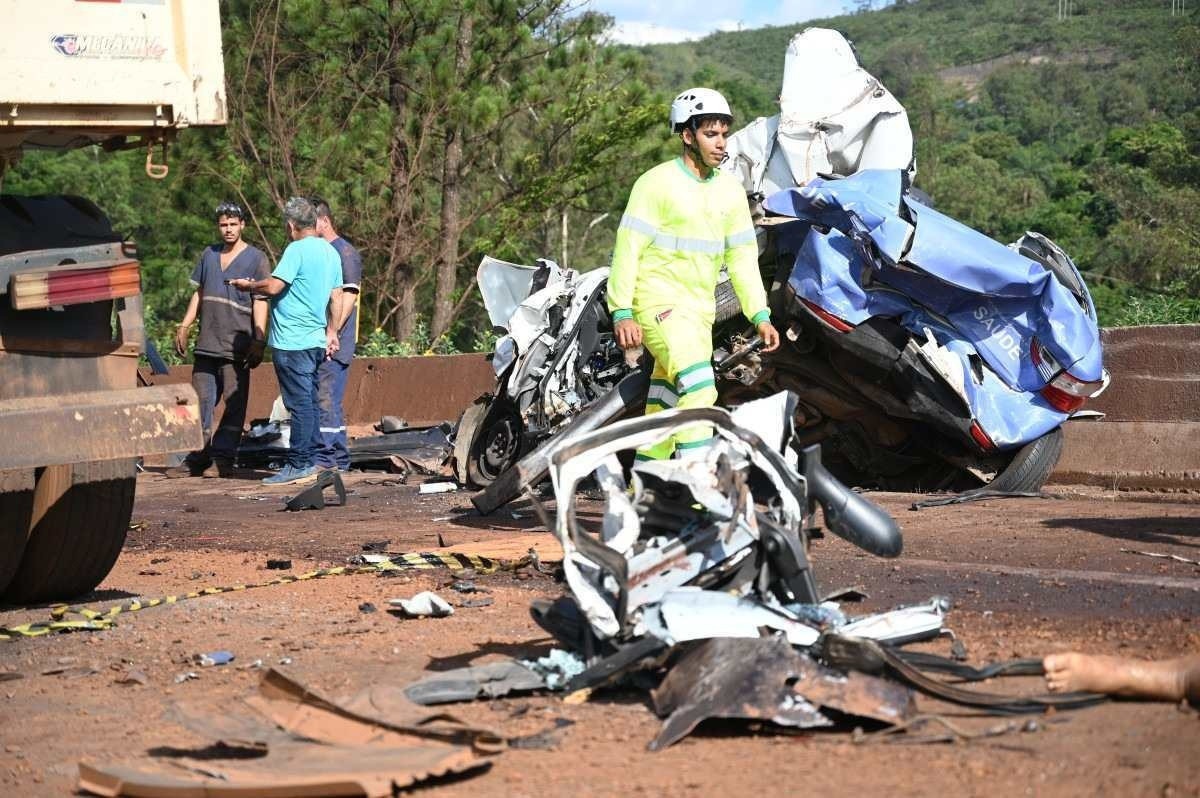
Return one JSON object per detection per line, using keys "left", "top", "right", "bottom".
{"left": 0, "top": 0, "right": 227, "bottom": 603}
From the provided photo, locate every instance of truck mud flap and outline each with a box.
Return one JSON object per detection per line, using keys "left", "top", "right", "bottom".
{"left": 0, "top": 384, "right": 200, "bottom": 469}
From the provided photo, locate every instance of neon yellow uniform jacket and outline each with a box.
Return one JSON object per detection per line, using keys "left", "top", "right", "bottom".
{"left": 608, "top": 157, "right": 770, "bottom": 460}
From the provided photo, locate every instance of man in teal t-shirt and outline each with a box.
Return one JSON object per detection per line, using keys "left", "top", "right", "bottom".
{"left": 230, "top": 196, "right": 342, "bottom": 485}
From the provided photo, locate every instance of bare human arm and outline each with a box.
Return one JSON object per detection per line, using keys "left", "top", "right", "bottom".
{"left": 334, "top": 287, "right": 358, "bottom": 333}
{"left": 174, "top": 290, "right": 201, "bottom": 356}
{"left": 246, "top": 298, "right": 269, "bottom": 368}
{"left": 228, "top": 276, "right": 287, "bottom": 297}
{"left": 325, "top": 286, "right": 344, "bottom": 358}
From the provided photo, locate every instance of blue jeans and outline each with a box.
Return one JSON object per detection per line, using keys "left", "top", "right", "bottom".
{"left": 185, "top": 355, "right": 250, "bottom": 466}
{"left": 273, "top": 348, "right": 324, "bottom": 470}
{"left": 316, "top": 358, "right": 351, "bottom": 470}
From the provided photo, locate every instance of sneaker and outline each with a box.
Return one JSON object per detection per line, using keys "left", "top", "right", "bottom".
{"left": 261, "top": 465, "right": 319, "bottom": 485}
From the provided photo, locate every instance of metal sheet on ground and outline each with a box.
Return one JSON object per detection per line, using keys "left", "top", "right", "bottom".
{"left": 649, "top": 636, "right": 914, "bottom": 750}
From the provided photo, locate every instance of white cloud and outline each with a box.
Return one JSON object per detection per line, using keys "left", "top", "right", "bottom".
{"left": 588, "top": 0, "right": 867, "bottom": 43}
{"left": 607, "top": 20, "right": 707, "bottom": 45}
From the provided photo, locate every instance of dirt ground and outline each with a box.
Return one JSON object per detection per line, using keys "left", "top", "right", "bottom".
{"left": 1, "top": 469, "right": 1198, "bottom": 797}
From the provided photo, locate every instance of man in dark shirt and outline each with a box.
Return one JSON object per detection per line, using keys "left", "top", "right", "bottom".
{"left": 311, "top": 197, "right": 362, "bottom": 472}
{"left": 167, "top": 201, "right": 271, "bottom": 478}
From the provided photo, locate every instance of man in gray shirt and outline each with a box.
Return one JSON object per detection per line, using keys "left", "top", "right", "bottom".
{"left": 167, "top": 201, "right": 270, "bottom": 478}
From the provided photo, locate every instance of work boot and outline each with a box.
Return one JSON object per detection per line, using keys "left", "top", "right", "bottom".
{"left": 202, "top": 459, "right": 236, "bottom": 478}
{"left": 165, "top": 462, "right": 203, "bottom": 479}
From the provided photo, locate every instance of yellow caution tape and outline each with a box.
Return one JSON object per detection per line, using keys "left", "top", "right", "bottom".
{"left": 0, "top": 551, "right": 497, "bottom": 641}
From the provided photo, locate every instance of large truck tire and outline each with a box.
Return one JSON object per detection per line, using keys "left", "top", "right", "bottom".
{"left": 2, "top": 459, "right": 135, "bottom": 604}
{"left": 0, "top": 470, "right": 34, "bottom": 596}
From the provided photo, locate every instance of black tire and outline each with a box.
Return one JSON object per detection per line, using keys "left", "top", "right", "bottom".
{"left": 459, "top": 401, "right": 524, "bottom": 490}
{"left": 985, "top": 428, "right": 1064, "bottom": 494}
{"left": 3, "top": 459, "right": 135, "bottom": 604}
{"left": 715, "top": 278, "right": 742, "bottom": 323}
{"left": 451, "top": 401, "right": 489, "bottom": 486}
{"left": 0, "top": 470, "right": 34, "bottom": 596}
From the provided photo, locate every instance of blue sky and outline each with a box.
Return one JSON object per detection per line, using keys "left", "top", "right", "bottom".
{"left": 586, "top": 0, "right": 863, "bottom": 44}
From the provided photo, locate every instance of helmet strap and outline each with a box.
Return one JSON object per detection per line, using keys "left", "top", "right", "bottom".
{"left": 681, "top": 123, "right": 705, "bottom": 169}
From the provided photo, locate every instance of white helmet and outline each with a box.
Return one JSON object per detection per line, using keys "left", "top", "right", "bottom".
{"left": 669, "top": 87, "right": 732, "bottom": 132}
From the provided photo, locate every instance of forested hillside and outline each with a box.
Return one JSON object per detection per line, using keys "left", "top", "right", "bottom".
{"left": 1, "top": 0, "right": 1196, "bottom": 361}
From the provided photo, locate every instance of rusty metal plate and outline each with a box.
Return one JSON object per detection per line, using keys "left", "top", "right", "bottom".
{"left": 649, "top": 636, "right": 914, "bottom": 750}
{"left": 0, "top": 384, "right": 200, "bottom": 469}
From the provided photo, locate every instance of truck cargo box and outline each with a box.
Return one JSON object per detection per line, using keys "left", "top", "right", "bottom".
{"left": 0, "top": 0, "right": 226, "bottom": 159}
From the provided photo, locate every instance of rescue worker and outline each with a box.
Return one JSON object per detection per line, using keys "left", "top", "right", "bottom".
{"left": 609, "top": 87, "right": 780, "bottom": 460}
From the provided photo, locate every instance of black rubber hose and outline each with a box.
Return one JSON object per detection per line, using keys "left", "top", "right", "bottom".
{"left": 805, "top": 454, "right": 903, "bottom": 558}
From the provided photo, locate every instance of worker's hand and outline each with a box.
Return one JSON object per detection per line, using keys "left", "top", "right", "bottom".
{"left": 757, "top": 321, "right": 781, "bottom": 353}
{"left": 227, "top": 278, "right": 253, "bottom": 292}
{"left": 614, "top": 318, "right": 643, "bottom": 350}
{"left": 325, "top": 330, "right": 340, "bottom": 359}
{"left": 245, "top": 339, "right": 266, "bottom": 369}
{"left": 174, "top": 323, "right": 191, "bottom": 357}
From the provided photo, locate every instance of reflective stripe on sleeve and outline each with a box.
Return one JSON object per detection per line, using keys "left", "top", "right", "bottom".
{"left": 725, "top": 228, "right": 757, "bottom": 248}
{"left": 619, "top": 214, "right": 657, "bottom": 237}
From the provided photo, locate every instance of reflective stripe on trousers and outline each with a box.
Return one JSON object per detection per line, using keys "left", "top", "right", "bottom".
{"left": 634, "top": 307, "right": 716, "bottom": 461}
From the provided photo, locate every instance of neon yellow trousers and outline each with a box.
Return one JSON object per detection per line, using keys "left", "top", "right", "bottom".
{"left": 635, "top": 307, "right": 717, "bottom": 461}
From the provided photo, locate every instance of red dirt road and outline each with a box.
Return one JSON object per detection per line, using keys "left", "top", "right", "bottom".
{"left": 1, "top": 471, "right": 1198, "bottom": 796}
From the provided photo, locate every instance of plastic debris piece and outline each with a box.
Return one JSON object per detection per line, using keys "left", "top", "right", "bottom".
{"left": 359, "top": 602, "right": 378, "bottom": 614}
{"left": 508, "top": 718, "right": 575, "bottom": 750}
{"left": 389, "top": 592, "right": 454, "bottom": 618}
{"left": 419, "top": 482, "right": 459, "bottom": 494}
{"left": 456, "top": 597, "right": 494, "bottom": 609}
{"left": 174, "top": 671, "right": 200, "bottom": 684}
{"left": 41, "top": 664, "right": 99, "bottom": 679}
{"left": 404, "top": 660, "right": 546, "bottom": 705}
{"left": 839, "top": 597, "right": 950, "bottom": 645}
{"left": 284, "top": 470, "right": 346, "bottom": 511}
{"left": 193, "top": 651, "right": 235, "bottom": 668}
{"left": 266, "top": 559, "right": 292, "bottom": 570}
{"left": 520, "top": 649, "right": 587, "bottom": 691}
{"left": 114, "top": 667, "right": 149, "bottom": 686}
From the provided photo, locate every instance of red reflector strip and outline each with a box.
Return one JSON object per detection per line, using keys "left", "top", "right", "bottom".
{"left": 9, "top": 262, "right": 140, "bottom": 310}
{"left": 800, "top": 298, "right": 854, "bottom": 333}
{"left": 969, "top": 421, "right": 996, "bottom": 451}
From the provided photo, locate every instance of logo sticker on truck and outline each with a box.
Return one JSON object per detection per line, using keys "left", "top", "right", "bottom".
{"left": 50, "top": 33, "right": 167, "bottom": 60}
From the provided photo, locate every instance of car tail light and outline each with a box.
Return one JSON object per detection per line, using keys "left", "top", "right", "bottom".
{"left": 800, "top": 297, "right": 854, "bottom": 333}
{"left": 969, "top": 421, "right": 996, "bottom": 451}
{"left": 9, "top": 261, "right": 140, "bottom": 310}
{"left": 1030, "top": 338, "right": 1105, "bottom": 413}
